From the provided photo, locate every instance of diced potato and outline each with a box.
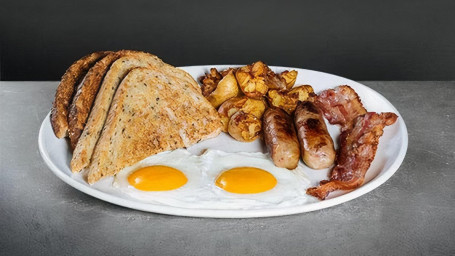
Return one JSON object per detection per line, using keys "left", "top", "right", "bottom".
{"left": 218, "top": 96, "right": 267, "bottom": 132}
{"left": 228, "top": 111, "right": 262, "bottom": 142}
{"left": 288, "top": 85, "right": 315, "bottom": 101}
{"left": 218, "top": 97, "right": 248, "bottom": 132}
{"left": 235, "top": 62, "right": 269, "bottom": 98}
{"left": 280, "top": 70, "right": 298, "bottom": 90}
{"left": 236, "top": 61, "right": 298, "bottom": 95}
{"left": 241, "top": 97, "right": 267, "bottom": 119}
{"left": 220, "top": 67, "right": 238, "bottom": 77}
{"left": 265, "top": 72, "right": 287, "bottom": 91}
{"left": 267, "top": 90, "right": 288, "bottom": 112}
{"left": 200, "top": 68, "right": 222, "bottom": 97}
{"left": 206, "top": 69, "right": 240, "bottom": 108}
{"left": 267, "top": 85, "right": 314, "bottom": 114}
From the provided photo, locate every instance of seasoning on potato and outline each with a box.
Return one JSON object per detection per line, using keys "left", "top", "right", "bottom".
{"left": 200, "top": 68, "right": 222, "bottom": 97}
{"left": 280, "top": 70, "right": 298, "bottom": 90}
{"left": 200, "top": 68, "right": 240, "bottom": 108}
{"left": 200, "top": 63, "right": 302, "bottom": 143}
{"left": 235, "top": 61, "right": 270, "bottom": 98}
{"left": 228, "top": 111, "right": 262, "bottom": 142}
{"left": 218, "top": 96, "right": 267, "bottom": 132}
{"left": 267, "top": 85, "right": 315, "bottom": 114}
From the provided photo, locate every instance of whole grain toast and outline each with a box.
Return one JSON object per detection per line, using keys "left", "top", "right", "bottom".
{"left": 51, "top": 51, "right": 111, "bottom": 138}
{"left": 87, "top": 67, "right": 221, "bottom": 184}
{"left": 67, "top": 52, "right": 121, "bottom": 149}
{"left": 70, "top": 54, "right": 152, "bottom": 172}
{"left": 116, "top": 50, "right": 200, "bottom": 92}
{"left": 71, "top": 51, "right": 204, "bottom": 173}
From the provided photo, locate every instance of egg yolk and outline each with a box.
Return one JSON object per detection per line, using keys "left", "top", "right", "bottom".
{"left": 128, "top": 165, "right": 188, "bottom": 191}
{"left": 215, "top": 167, "right": 277, "bottom": 194}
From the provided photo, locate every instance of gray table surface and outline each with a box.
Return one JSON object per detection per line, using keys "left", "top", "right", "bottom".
{"left": 1, "top": 81, "right": 454, "bottom": 256}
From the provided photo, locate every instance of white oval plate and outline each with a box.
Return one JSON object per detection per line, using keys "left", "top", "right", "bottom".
{"left": 39, "top": 65, "right": 408, "bottom": 218}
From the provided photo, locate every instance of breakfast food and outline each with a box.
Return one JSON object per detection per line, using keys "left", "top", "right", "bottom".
{"left": 227, "top": 111, "right": 262, "bottom": 142}
{"left": 263, "top": 107, "right": 300, "bottom": 169}
{"left": 68, "top": 52, "right": 121, "bottom": 148}
{"left": 199, "top": 64, "right": 399, "bottom": 199}
{"left": 294, "top": 101, "right": 335, "bottom": 169}
{"left": 315, "top": 85, "right": 367, "bottom": 131}
{"left": 87, "top": 67, "right": 221, "bottom": 184}
{"left": 70, "top": 54, "right": 159, "bottom": 172}
{"left": 305, "top": 85, "right": 398, "bottom": 199}
{"left": 267, "top": 85, "right": 314, "bottom": 114}
{"left": 200, "top": 68, "right": 240, "bottom": 108}
{"left": 51, "top": 51, "right": 111, "bottom": 138}
{"left": 48, "top": 52, "right": 401, "bottom": 208}
{"left": 217, "top": 96, "right": 267, "bottom": 133}
{"left": 216, "top": 167, "right": 277, "bottom": 194}
{"left": 200, "top": 68, "right": 222, "bottom": 96}
{"left": 113, "top": 149, "right": 311, "bottom": 209}
{"left": 280, "top": 70, "right": 298, "bottom": 90}
{"left": 127, "top": 165, "right": 188, "bottom": 191}
{"left": 235, "top": 61, "right": 297, "bottom": 98}
{"left": 307, "top": 112, "right": 398, "bottom": 200}
{"left": 200, "top": 62, "right": 301, "bottom": 144}
{"left": 71, "top": 50, "right": 200, "bottom": 173}
{"left": 235, "top": 61, "right": 271, "bottom": 98}
{"left": 51, "top": 50, "right": 221, "bottom": 184}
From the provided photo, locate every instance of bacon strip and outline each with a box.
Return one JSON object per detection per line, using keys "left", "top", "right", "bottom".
{"left": 306, "top": 112, "right": 398, "bottom": 200}
{"left": 315, "top": 85, "right": 367, "bottom": 131}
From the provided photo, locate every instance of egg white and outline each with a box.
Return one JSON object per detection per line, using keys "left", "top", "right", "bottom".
{"left": 114, "top": 149, "right": 207, "bottom": 207}
{"left": 114, "top": 149, "right": 315, "bottom": 209}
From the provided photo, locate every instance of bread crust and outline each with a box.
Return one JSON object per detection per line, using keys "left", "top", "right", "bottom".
{"left": 51, "top": 51, "right": 111, "bottom": 138}
{"left": 67, "top": 52, "right": 121, "bottom": 149}
{"left": 87, "top": 68, "right": 221, "bottom": 183}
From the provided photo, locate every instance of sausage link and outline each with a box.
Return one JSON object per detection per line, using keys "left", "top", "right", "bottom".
{"left": 294, "top": 101, "right": 336, "bottom": 169}
{"left": 263, "top": 107, "right": 300, "bottom": 169}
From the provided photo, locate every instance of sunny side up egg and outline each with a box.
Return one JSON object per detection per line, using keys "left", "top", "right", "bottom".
{"left": 114, "top": 149, "right": 314, "bottom": 210}
{"left": 128, "top": 165, "right": 188, "bottom": 191}
{"left": 215, "top": 167, "right": 277, "bottom": 194}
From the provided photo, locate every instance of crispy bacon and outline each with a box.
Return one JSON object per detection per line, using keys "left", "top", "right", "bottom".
{"left": 306, "top": 112, "right": 398, "bottom": 200}
{"left": 315, "top": 85, "right": 367, "bottom": 131}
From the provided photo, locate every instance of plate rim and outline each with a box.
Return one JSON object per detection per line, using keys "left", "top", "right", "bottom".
{"left": 38, "top": 65, "right": 408, "bottom": 218}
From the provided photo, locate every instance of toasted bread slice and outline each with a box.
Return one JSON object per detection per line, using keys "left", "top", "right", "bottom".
{"left": 71, "top": 51, "right": 203, "bottom": 173}
{"left": 51, "top": 51, "right": 111, "bottom": 138}
{"left": 67, "top": 51, "right": 150, "bottom": 149}
{"left": 87, "top": 67, "right": 221, "bottom": 184}
{"left": 68, "top": 52, "right": 122, "bottom": 149}
{"left": 70, "top": 54, "right": 153, "bottom": 172}
{"left": 116, "top": 50, "right": 200, "bottom": 91}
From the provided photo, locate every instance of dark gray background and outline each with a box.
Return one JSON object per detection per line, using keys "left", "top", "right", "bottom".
{"left": 1, "top": 0, "right": 454, "bottom": 81}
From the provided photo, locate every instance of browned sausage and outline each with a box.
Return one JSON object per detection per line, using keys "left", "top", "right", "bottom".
{"left": 294, "top": 101, "right": 335, "bottom": 169}
{"left": 263, "top": 107, "right": 300, "bottom": 169}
